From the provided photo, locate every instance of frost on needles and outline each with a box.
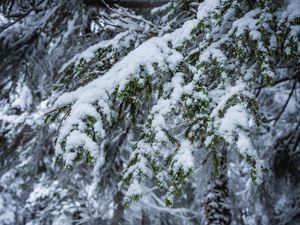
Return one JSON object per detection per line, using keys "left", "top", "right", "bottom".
{"left": 48, "top": 0, "right": 300, "bottom": 207}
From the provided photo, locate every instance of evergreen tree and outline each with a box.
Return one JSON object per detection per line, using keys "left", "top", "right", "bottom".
{"left": 50, "top": 0, "right": 297, "bottom": 206}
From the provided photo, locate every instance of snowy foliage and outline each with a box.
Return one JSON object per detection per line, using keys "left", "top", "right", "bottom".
{"left": 1, "top": 0, "right": 300, "bottom": 225}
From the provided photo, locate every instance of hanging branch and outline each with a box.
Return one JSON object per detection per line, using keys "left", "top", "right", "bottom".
{"left": 273, "top": 79, "right": 297, "bottom": 126}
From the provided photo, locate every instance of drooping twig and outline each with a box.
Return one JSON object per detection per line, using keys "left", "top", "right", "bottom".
{"left": 273, "top": 79, "right": 297, "bottom": 126}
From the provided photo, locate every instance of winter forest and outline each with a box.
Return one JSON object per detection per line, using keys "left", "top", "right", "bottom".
{"left": 0, "top": 0, "right": 300, "bottom": 224}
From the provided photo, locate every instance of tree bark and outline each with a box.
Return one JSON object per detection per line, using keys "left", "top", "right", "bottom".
{"left": 111, "top": 191, "right": 125, "bottom": 225}
{"left": 205, "top": 153, "right": 232, "bottom": 225}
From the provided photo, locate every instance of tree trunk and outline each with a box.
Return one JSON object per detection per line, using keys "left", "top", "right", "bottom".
{"left": 111, "top": 191, "right": 125, "bottom": 225}
{"left": 204, "top": 154, "right": 232, "bottom": 225}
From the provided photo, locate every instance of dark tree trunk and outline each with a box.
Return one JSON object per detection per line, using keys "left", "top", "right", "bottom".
{"left": 111, "top": 191, "right": 125, "bottom": 225}
{"left": 205, "top": 153, "right": 232, "bottom": 225}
